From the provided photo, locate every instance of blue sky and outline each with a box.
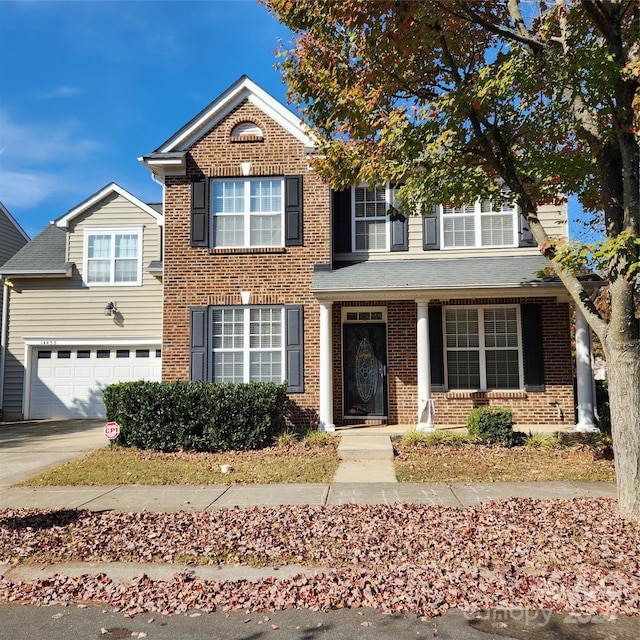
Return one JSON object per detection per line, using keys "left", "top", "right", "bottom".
{"left": 1, "top": 0, "right": 586, "bottom": 241}
{"left": 0, "top": 0, "right": 292, "bottom": 238}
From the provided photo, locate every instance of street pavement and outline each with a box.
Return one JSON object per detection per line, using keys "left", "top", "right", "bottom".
{"left": 2, "top": 602, "right": 637, "bottom": 640}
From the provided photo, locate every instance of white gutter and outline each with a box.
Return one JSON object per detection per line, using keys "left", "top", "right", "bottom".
{"left": 0, "top": 280, "right": 10, "bottom": 411}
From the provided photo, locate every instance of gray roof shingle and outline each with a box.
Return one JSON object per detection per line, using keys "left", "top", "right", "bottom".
{"left": 0, "top": 224, "right": 73, "bottom": 277}
{"left": 311, "top": 255, "right": 561, "bottom": 297}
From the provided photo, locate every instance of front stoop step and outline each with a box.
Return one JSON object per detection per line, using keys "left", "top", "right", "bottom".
{"left": 334, "top": 435, "right": 397, "bottom": 483}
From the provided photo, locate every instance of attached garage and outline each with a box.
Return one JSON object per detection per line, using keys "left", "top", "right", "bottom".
{"left": 27, "top": 341, "right": 161, "bottom": 419}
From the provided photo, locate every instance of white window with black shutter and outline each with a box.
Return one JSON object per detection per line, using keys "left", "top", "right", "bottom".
{"left": 423, "top": 200, "right": 537, "bottom": 251}
{"left": 189, "top": 305, "right": 304, "bottom": 393}
{"left": 428, "top": 305, "right": 544, "bottom": 392}
{"left": 332, "top": 182, "right": 408, "bottom": 254}
{"left": 190, "top": 175, "right": 303, "bottom": 249}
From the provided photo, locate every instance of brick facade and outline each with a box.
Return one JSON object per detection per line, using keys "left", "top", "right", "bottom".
{"left": 161, "top": 100, "right": 328, "bottom": 424}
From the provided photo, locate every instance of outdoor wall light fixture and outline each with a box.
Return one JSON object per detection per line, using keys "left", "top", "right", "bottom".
{"left": 104, "top": 301, "right": 117, "bottom": 316}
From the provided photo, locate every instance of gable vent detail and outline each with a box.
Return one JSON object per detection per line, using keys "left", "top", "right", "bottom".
{"left": 231, "top": 121, "right": 263, "bottom": 140}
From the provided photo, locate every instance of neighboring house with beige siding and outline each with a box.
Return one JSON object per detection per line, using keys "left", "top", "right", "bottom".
{"left": 0, "top": 184, "right": 163, "bottom": 420}
{"left": 0, "top": 202, "right": 30, "bottom": 416}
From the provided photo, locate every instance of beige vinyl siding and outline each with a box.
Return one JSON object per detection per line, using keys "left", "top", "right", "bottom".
{"left": 0, "top": 211, "right": 28, "bottom": 265}
{"left": 535, "top": 203, "right": 568, "bottom": 239}
{"left": 1, "top": 194, "right": 162, "bottom": 418}
{"left": 1, "top": 210, "right": 29, "bottom": 347}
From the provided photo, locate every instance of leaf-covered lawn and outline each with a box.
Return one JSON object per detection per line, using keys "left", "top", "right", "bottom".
{"left": 1, "top": 499, "right": 638, "bottom": 617}
{"left": 395, "top": 445, "right": 615, "bottom": 483}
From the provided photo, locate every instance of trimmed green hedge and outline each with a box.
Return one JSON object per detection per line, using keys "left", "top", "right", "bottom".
{"left": 467, "top": 406, "right": 515, "bottom": 447}
{"left": 103, "top": 381, "right": 287, "bottom": 452}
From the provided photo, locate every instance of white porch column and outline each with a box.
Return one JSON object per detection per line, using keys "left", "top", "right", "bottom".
{"left": 318, "top": 300, "right": 335, "bottom": 432}
{"left": 575, "top": 307, "right": 598, "bottom": 432}
{"left": 417, "top": 299, "right": 435, "bottom": 432}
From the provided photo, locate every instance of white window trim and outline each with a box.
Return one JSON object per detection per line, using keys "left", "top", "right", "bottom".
{"left": 351, "top": 183, "right": 402, "bottom": 253}
{"left": 443, "top": 305, "right": 524, "bottom": 391}
{"left": 211, "top": 306, "right": 286, "bottom": 384}
{"left": 439, "top": 200, "right": 518, "bottom": 250}
{"left": 83, "top": 226, "right": 143, "bottom": 287}
{"left": 211, "top": 177, "right": 285, "bottom": 249}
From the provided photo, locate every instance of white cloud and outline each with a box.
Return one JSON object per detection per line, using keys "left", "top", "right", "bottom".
{"left": 0, "top": 169, "right": 59, "bottom": 209}
{"left": 39, "top": 86, "right": 85, "bottom": 99}
{"left": 0, "top": 109, "right": 102, "bottom": 163}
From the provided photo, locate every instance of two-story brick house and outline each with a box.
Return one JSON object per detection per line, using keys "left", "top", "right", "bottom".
{"left": 141, "top": 75, "right": 589, "bottom": 433}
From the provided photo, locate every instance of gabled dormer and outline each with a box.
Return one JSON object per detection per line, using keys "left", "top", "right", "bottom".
{"left": 55, "top": 183, "right": 164, "bottom": 285}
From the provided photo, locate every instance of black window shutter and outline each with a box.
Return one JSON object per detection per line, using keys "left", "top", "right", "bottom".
{"left": 191, "top": 177, "right": 209, "bottom": 247}
{"left": 390, "top": 212, "right": 408, "bottom": 251}
{"left": 423, "top": 208, "right": 440, "bottom": 250}
{"left": 428, "top": 306, "right": 445, "bottom": 388}
{"left": 332, "top": 189, "right": 352, "bottom": 254}
{"left": 190, "top": 307, "right": 208, "bottom": 381}
{"left": 519, "top": 214, "right": 537, "bottom": 247}
{"left": 521, "top": 304, "right": 545, "bottom": 391}
{"left": 285, "top": 175, "right": 303, "bottom": 246}
{"left": 285, "top": 305, "right": 304, "bottom": 393}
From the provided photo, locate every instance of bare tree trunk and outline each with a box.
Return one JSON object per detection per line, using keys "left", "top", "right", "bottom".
{"left": 605, "top": 338, "right": 640, "bottom": 520}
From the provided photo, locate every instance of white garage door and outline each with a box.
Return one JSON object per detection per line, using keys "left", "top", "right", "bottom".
{"left": 30, "top": 345, "right": 162, "bottom": 419}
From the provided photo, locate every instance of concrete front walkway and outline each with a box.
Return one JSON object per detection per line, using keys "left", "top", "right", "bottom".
{"left": 334, "top": 434, "right": 397, "bottom": 483}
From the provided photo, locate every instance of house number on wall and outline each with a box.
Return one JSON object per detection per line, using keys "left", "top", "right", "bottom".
{"left": 40, "top": 340, "right": 57, "bottom": 345}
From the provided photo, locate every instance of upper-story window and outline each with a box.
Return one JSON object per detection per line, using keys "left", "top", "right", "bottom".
{"left": 212, "top": 178, "right": 284, "bottom": 248}
{"left": 84, "top": 227, "right": 142, "bottom": 285}
{"left": 191, "top": 175, "right": 302, "bottom": 249}
{"left": 352, "top": 183, "right": 403, "bottom": 252}
{"left": 439, "top": 200, "right": 517, "bottom": 249}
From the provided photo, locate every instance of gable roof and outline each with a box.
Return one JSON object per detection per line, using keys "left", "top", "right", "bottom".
{"left": 56, "top": 183, "right": 163, "bottom": 229}
{"left": 139, "top": 75, "right": 316, "bottom": 177}
{"left": 1, "top": 184, "right": 162, "bottom": 279}
{"left": 0, "top": 201, "right": 30, "bottom": 243}
{"left": 0, "top": 224, "right": 72, "bottom": 278}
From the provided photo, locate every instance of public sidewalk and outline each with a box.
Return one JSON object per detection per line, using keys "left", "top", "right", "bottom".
{"left": 0, "top": 479, "right": 617, "bottom": 512}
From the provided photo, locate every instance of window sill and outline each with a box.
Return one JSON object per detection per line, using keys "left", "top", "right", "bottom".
{"left": 208, "top": 247, "right": 287, "bottom": 255}
{"left": 443, "top": 391, "right": 528, "bottom": 399}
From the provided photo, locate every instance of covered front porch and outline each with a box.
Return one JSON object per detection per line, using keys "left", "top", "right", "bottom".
{"left": 311, "top": 256, "right": 599, "bottom": 434}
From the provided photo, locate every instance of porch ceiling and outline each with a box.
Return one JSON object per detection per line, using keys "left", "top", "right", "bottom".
{"left": 311, "top": 255, "right": 571, "bottom": 301}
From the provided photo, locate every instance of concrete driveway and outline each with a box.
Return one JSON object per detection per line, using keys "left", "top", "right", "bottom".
{"left": 0, "top": 419, "right": 107, "bottom": 486}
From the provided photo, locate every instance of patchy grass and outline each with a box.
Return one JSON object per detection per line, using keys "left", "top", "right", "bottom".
{"left": 18, "top": 439, "right": 339, "bottom": 486}
{"left": 394, "top": 439, "right": 615, "bottom": 483}
{"left": 17, "top": 429, "right": 616, "bottom": 486}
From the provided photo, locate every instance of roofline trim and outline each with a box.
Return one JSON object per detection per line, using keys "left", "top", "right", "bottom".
{"left": 0, "top": 201, "right": 30, "bottom": 242}
{"left": 152, "top": 76, "right": 316, "bottom": 154}
{"left": 1, "top": 264, "right": 74, "bottom": 279}
{"left": 311, "top": 282, "right": 570, "bottom": 302}
{"left": 55, "top": 183, "right": 164, "bottom": 228}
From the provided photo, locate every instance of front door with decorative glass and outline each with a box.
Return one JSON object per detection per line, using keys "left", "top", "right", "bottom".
{"left": 342, "top": 310, "right": 388, "bottom": 419}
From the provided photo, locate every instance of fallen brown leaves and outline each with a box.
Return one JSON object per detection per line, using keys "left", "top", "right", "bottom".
{"left": 1, "top": 498, "right": 638, "bottom": 618}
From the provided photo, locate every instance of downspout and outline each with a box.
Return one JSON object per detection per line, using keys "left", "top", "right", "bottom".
{"left": 0, "top": 279, "right": 10, "bottom": 413}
